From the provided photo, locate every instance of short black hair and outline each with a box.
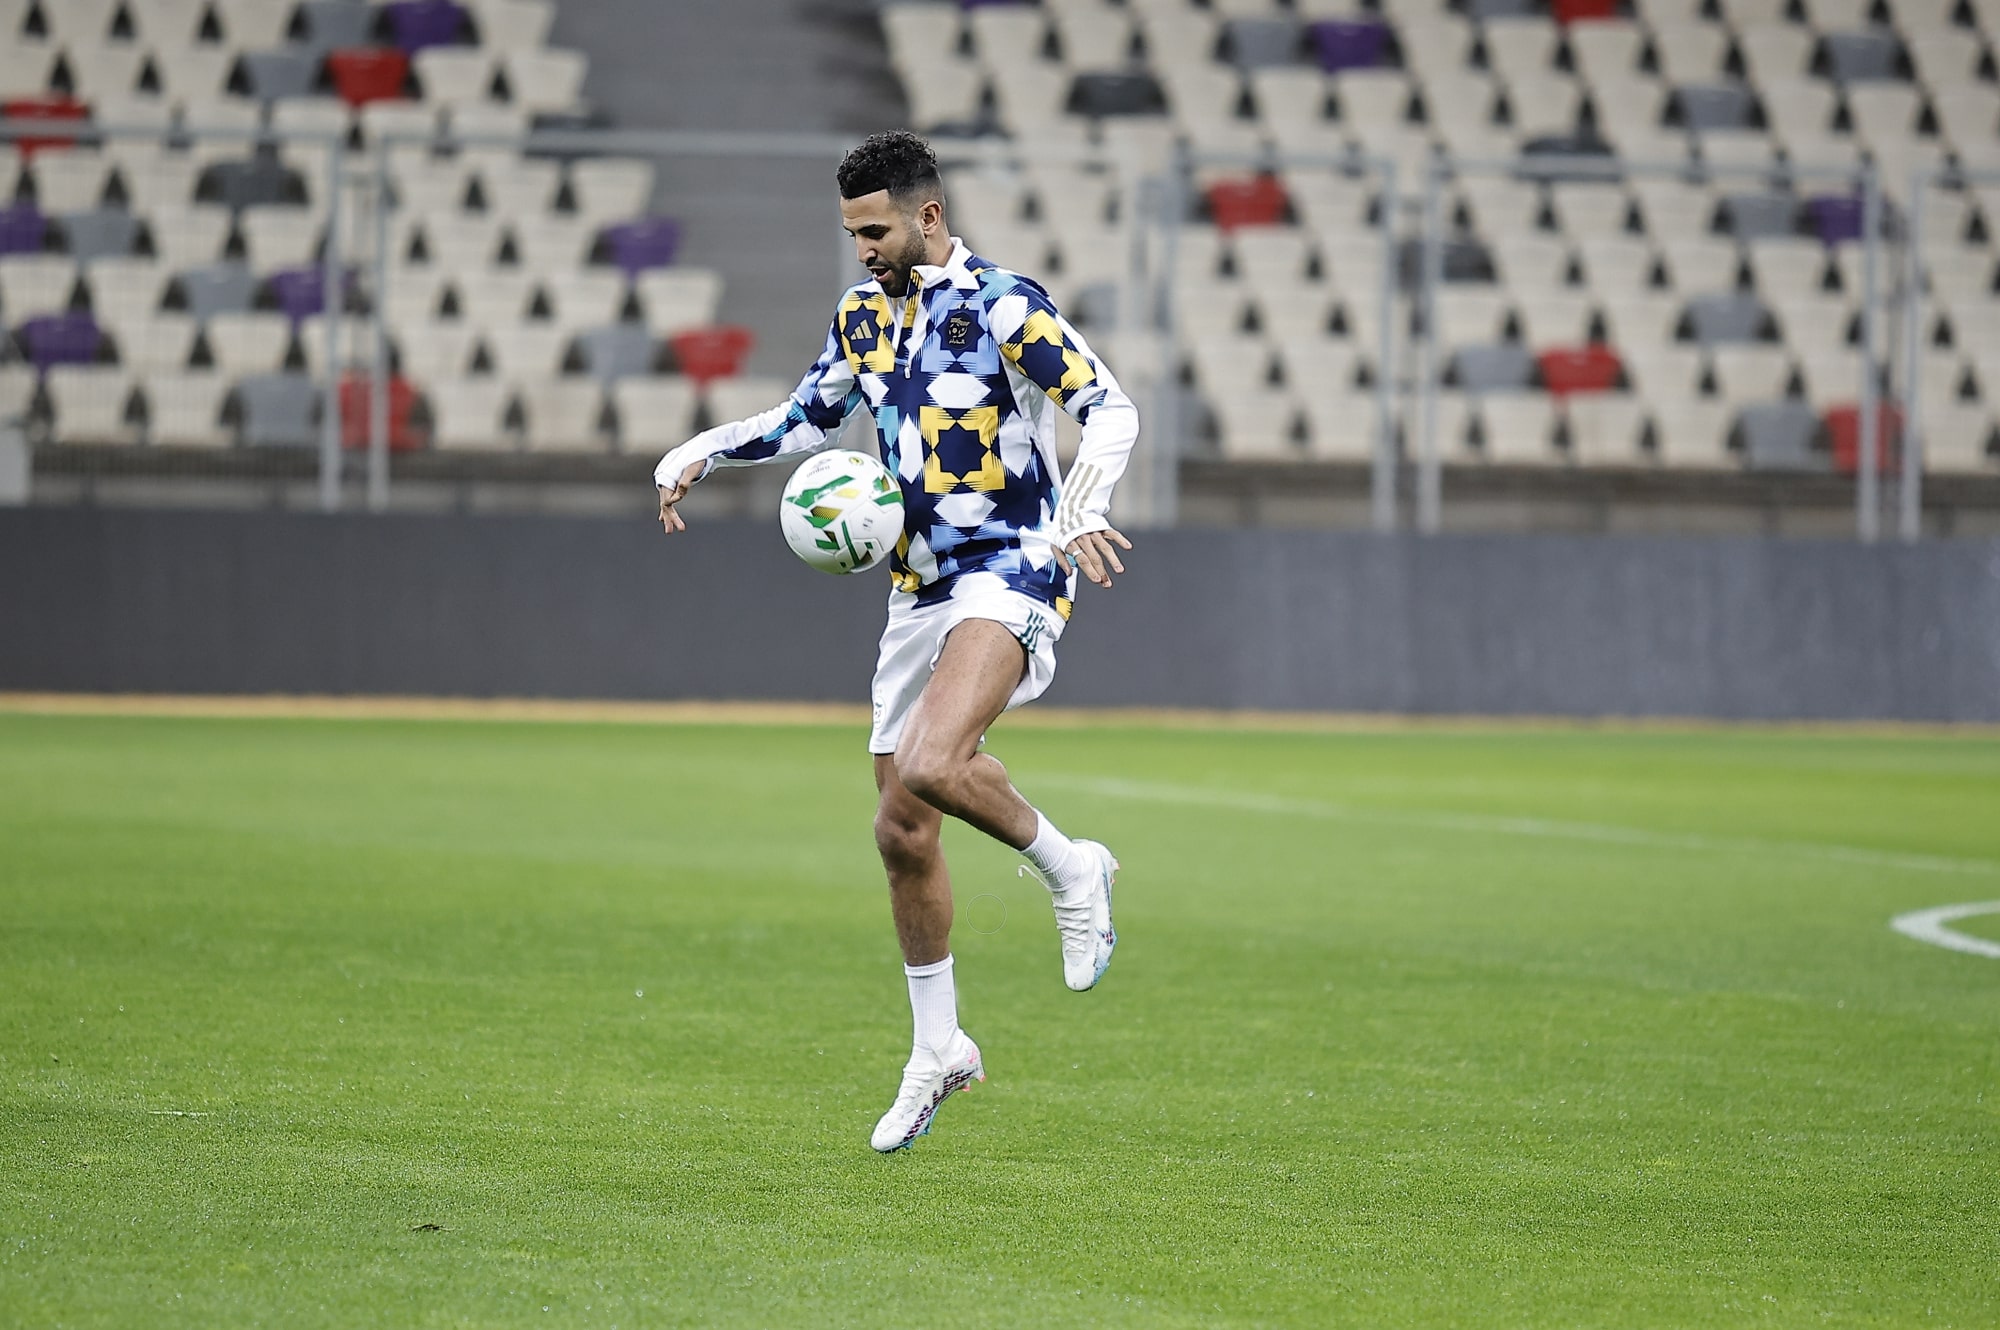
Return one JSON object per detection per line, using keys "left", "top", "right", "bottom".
{"left": 837, "top": 130, "right": 944, "bottom": 208}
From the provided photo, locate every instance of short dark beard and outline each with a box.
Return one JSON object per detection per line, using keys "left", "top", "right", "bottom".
{"left": 875, "top": 225, "right": 931, "bottom": 297}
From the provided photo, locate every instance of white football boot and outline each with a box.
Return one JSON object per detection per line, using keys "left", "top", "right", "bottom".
{"left": 1022, "top": 838, "right": 1119, "bottom": 991}
{"left": 870, "top": 1030, "right": 984, "bottom": 1153}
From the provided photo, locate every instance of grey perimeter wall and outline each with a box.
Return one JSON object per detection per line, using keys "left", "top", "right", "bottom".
{"left": 3, "top": 510, "right": 1998, "bottom": 722}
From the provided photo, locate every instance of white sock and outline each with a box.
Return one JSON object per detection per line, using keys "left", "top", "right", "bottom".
{"left": 1023, "top": 811, "right": 1088, "bottom": 893}
{"left": 905, "top": 955, "right": 959, "bottom": 1058}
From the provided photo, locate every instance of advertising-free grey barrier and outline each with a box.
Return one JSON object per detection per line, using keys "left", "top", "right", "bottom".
{"left": 2, "top": 509, "right": 1996, "bottom": 722}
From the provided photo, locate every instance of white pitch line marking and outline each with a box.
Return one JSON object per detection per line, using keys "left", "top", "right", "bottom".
{"left": 1890, "top": 903, "right": 2000, "bottom": 959}
{"left": 1039, "top": 776, "right": 2000, "bottom": 879}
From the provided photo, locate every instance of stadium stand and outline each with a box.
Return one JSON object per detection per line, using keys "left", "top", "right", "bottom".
{"left": 0, "top": 0, "right": 738, "bottom": 461}
{"left": 876, "top": 0, "right": 2000, "bottom": 480}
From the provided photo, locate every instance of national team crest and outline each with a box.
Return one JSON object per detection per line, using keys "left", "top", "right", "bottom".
{"left": 942, "top": 307, "right": 977, "bottom": 351}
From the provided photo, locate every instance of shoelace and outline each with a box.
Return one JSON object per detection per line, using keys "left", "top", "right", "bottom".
{"left": 1021, "top": 863, "right": 1095, "bottom": 959}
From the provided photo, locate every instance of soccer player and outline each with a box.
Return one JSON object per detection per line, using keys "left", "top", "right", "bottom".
{"left": 653, "top": 131, "right": 1140, "bottom": 1152}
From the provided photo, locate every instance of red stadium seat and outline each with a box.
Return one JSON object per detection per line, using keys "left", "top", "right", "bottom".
{"left": 1205, "top": 175, "right": 1289, "bottom": 232}
{"left": 1552, "top": 0, "right": 1619, "bottom": 22}
{"left": 327, "top": 48, "right": 412, "bottom": 106}
{"left": 670, "top": 325, "right": 757, "bottom": 385}
{"left": 339, "top": 374, "right": 427, "bottom": 451}
{"left": 1824, "top": 402, "right": 1903, "bottom": 474}
{"left": 2, "top": 97, "right": 89, "bottom": 158}
{"left": 1537, "top": 345, "right": 1623, "bottom": 396}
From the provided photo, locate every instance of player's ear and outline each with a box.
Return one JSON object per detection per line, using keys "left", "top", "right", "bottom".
{"left": 919, "top": 198, "right": 944, "bottom": 237}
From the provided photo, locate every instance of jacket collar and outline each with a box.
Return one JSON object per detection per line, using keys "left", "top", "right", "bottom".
{"left": 908, "top": 237, "right": 980, "bottom": 295}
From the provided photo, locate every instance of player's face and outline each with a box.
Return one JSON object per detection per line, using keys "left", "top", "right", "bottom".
{"left": 841, "top": 191, "right": 937, "bottom": 297}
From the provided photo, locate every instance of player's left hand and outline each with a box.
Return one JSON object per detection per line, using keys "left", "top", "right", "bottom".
{"left": 1066, "top": 528, "right": 1132, "bottom": 589}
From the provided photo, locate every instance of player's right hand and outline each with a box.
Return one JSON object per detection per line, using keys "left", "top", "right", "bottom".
{"left": 656, "top": 460, "right": 705, "bottom": 534}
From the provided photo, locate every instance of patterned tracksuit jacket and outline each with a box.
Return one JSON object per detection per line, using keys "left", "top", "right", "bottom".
{"left": 654, "top": 237, "right": 1140, "bottom": 620}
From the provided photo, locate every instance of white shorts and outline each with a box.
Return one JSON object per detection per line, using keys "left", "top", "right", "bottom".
{"left": 868, "top": 580, "right": 1065, "bottom": 755}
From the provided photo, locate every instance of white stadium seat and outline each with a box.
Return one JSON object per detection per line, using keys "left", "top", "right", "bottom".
{"left": 472, "top": 0, "right": 557, "bottom": 51}
{"left": 0, "top": 255, "right": 80, "bottom": 320}
{"left": 87, "top": 257, "right": 173, "bottom": 325}
{"left": 202, "top": 311, "right": 295, "bottom": 376}
{"left": 1479, "top": 392, "right": 1562, "bottom": 466}
{"left": 636, "top": 268, "right": 724, "bottom": 337}
{"left": 415, "top": 48, "right": 498, "bottom": 105}
{"left": 517, "top": 377, "right": 606, "bottom": 451}
{"left": 567, "top": 158, "right": 654, "bottom": 225}
{"left": 612, "top": 375, "right": 700, "bottom": 452}
{"left": 504, "top": 48, "right": 588, "bottom": 113}
{"left": 480, "top": 323, "right": 570, "bottom": 379}
{"left": 46, "top": 366, "right": 138, "bottom": 444}
{"left": 144, "top": 371, "right": 232, "bottom": 447}
{"left": 429, "top": 377, "right": 516, "bottom": 450}
{"left": 111, "top": 313, "right": 199, "bottom": 374}
{"left": 1564, "top": 393, "right": 1649, "bottom": 466}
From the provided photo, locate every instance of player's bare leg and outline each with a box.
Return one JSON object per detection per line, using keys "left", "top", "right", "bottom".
{"left": 897, "top": 619, "right": 1119, "bottom": 993}
{"left": 869, "top": 753, "right": 983, "bottom": 1151}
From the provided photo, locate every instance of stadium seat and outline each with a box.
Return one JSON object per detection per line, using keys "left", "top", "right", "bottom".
{"left": 336, "top": 372, "right": 427, "bottom": 451}
{"left": 475, "top": 157, "right": 560, "bottom": 214}
{"left": 1538, "top": 344, "right": 1623, "bottom": 395}
{"left": 111, "top": 313, "right": 199, "bottom": 374}
{"left": 267, "top": 266, "right": 336, "bottom": 323}
{"left": 144, "top": 371, "right": 232, "bottom": 446}
{"left": 240, "top": 206, "right": 322, "bottom": 270}
{"left": 143, "top": 204, "right": 233, "bottom": 272}
{"left": 570, "top": 324, "right": 654, "bottom": 382}
{"left": 471, "top": 0, "right": 555, "bottom": 52}
{"left": 1563, "top": 392, "right": 1649, "bottom": 465}
{"left": 85, "top": 256, "right": 171, "bottom": 326}
{"left": 541, "top": 269, "right": 627, "bottom": 333}
{"left": 517, "top": 377, "right": 604, "bottom": 451}
{"left": 610, "top": 375, "right": 698, "bottom": 453}
{"left": 635, "top": 268, "right": 723, "bottom": 337}
{"left": 1708, "top": 344, "right": 1797, "bottom": 404}
{"left": 45, "top": 364, "right": 137, "bottom": 442}
{"left": 427, "top": 375, "right": 512, "bottom": 449}
{"left": 39, "top": 0, "right": 121, "bottom": 47}
{"left": 328, "top": 48, "right": 413, "bottom": 106}
{"left": 57, "top": 210, "right": 142, "bottom": 263}
{"left": 509, "top": 216, "right": 594, "bottom": 275}
{"left": 454, "top": 269, "right": 534, "bottom": 329}
{"left": 479, "top": 323, "right": 568, "bottom": 379}
{"left": 413, "top": 47, "right": 496, "bottom": 104}
{"left": 1, "top": 254, "right": 80, "bottom": 320}
{"left": 197, "top": 158, "right": 310, "bottom": 211}
{"left": 1798, "top": 348, "right": 1868, "bottom": 408}
{"left": 299, "top": 0, "right": 376, "bottom": 53}
{"left": 1516, "top": 292, "right": 1596, "bottom": 347}
{"left": 567, "top": 157, "right": 653, "bottom": 226}
{"left": 1736, "top": 399, "right": 1826, "bottom": 470}
{"left": 232, "top": 372, "right": 323, "bottom": 447}
{"left": 696, "top": 375, "right": 786, "bottom": 437}
{"left": 1661, "top": 237, "right": 1743, "bottom": 293}
{"left": 29, "top": 150, "right": 114, "bottom": 213}
{"left": 1820, "top": 30, "right": 1904, "bottom": 84}
{"left": 599, "top": 218, "right": 681, "bottom": 277}
{"left": 1448, "top": 343, "right": 1539, "bottom": 392}
{"left": 240, "top": 49, "right": 322, "bottom": 102}
{"left": 386, "top": 0, "right": 471, "bottom": 52}
{"left": 1, "top": 97, "right": 88, "bottom": 157}
{"left": 1651, "top": 397, "right": 1736, "bottom": 466}
{"left": 418, "top": 212, "right": 505, "bottom": 270}
{"left": 1683, "top": 292, "right": 1774, "bottom": 345}
{"left": 1478, "top": 392, "right": 1562, "bottom": 465}
{"left": 180, "top": 103, "right": 265, "bottom": 167}
{"left": 203, "top": 310, "right": 296, "bottom": 375}
{"left": 395, "top": 324, "right": 475, "bottom": 381}
{"left": 172, "top": 262, "right": 259, "bottom": 320}
{"left": 502, "top": 48, "right": 586, "bottom": 113}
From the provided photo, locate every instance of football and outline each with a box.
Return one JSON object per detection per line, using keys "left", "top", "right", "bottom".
{"left": 779, "top": 449, "right": 904, "bottom": 574}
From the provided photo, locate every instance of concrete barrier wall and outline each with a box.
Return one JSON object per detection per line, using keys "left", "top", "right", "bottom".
{"left": 3, "top": 509, "right": 1997, "bottom": 722}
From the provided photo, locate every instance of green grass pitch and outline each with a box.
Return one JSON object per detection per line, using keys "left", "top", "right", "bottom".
{"left": 2, "top": 711, "right": 1997, "bottom": 1328}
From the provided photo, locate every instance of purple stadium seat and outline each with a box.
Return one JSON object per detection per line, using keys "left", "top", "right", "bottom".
{"left": 1807, "top": 195, "right": 1865, "bottom": 246}
{"left": 267, "top": 266, "right": 330, "bottom": 322}
{"left": 19, "top": 312, "right": 104, "bottom": 373}
{"left": 1309, "top": 19, "right": 1389, "bottom": 74}
{"left": 384, "top": 0, "right": 469, "bottom": 52}
{"left": 600, "top": 218, "right": 682, "bottom": 277}
{"left": 0, "top": 203, "right": 48, "bottom": 256}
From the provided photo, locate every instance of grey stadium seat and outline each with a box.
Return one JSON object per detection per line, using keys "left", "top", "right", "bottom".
{"left": 1448, "top": 343, "right": 1540, "bottom": 392}
{"left": 1222, "top": 18, "right": 1300, "bottom": 70}
{"left": 1735, "top": 401, "right": 1827, "bottom": 470}
{"left": 172, "top": 262, "right": 259, "bottom": 320}
{"left": 1671, "top": 83, "right": 1760, "bottom": 132}
{"left": 1820, "top": 31, "right": 1904, "bottom": 84}
{"left": 197, "top": 158, "right": 309, "bottom": 211}
{"left": 58, "top": 209, "right": 142, "bottom": 262}
{"left": 232, "top": 372, "right": 321, "bottom": 448}
{"left": 1719, "top": 192, "right": 1799, "bottom": 242}
{"left": 239, "top": 50, "right": 321, "bottom": 102}
{"left": 1682, "top": 292, "right": 1774, "bottom": 345}
{"left": 574, "top": 324, "right": 658, "bottom": 382}
{"left": 299, "top": 0, "right": 374, "bottom": 52}
{"left": 1066, "top": 72, "right": 1168, "bottom": 118}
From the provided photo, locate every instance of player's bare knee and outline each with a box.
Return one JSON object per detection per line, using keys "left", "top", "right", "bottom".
{"left": 893, "top": 743, "right": 961, "bottom": 813}
{"left": 873, "top": 804, "right": 936, "bottom": 875}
